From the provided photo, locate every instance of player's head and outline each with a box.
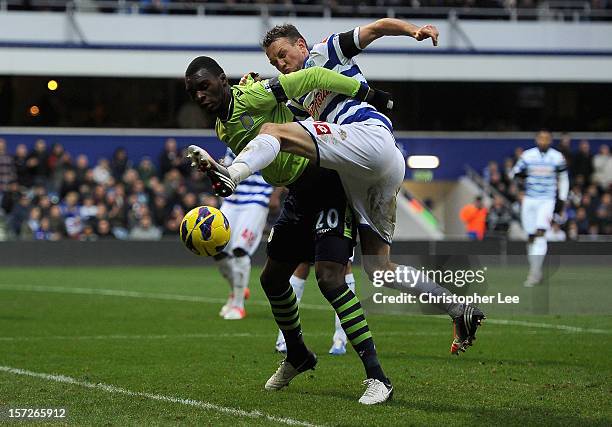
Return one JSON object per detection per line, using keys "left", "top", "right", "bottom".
{"left": 535, "top": 129, "right": 552, "bottom": 152}
{"left": 185, "top": 56, "right": 229, "bottom": 116}
{"left": 262, "top": 24, "right": 309, "bottom": 74}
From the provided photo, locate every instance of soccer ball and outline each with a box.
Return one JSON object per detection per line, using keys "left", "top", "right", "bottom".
{"left": 180, "top": 206, "right": 231, "bottom": 256}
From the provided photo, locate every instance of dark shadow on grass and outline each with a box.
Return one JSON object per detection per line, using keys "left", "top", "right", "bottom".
{"left": 381, "top": 352, "right": 586, "bottom": 368}
{"left": 294, "top": 388, "right": 610, "bottom": 426}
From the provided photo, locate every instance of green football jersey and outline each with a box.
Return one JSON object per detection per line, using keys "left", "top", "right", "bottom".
{"left": 215, "top": 66, "right": 364, "bottom": 186}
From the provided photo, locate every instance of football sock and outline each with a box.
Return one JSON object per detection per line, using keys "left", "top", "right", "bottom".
{"left": 528, "top": 237, "right": 547, "bottom": 277}
{"left": 277, "top": 275, "right": 307, "bottom": 346}
{"left": 265, "top": 285, "right": 308, "bottom": 365}
{"left": 384, "top": 265, "right": 464, "bottom": 318}
{"left": 324, "top": 285, "right": 388, "bottom": 383}
{"left": 231, "top": 255, "right": 251, "bottom": 309}
{"left": 228, "top": 134, "right": 280, "bottom": 185}
{"left": 216, "top": 256, "right": 236, "bottom": 293}
{"left": 289, "top": 274, "right": 306, "bottom": 300}
{"left": 333, "top": 275, "right": 355, "bottom": 342}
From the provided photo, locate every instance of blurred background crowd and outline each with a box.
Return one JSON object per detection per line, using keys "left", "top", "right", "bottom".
{"left": 479, "top": 135, "right": 612, "bottom": 240}
{"left": 0, "top": 138, "right": 224, "bottom": 241}
{"left": 1, "top": 134, "right": 610, "bottom": 242}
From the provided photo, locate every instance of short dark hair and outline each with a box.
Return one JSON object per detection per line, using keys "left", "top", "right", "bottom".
{"left": 262, "top": 24, "right": 307, "bottom": 48}
{"left": 185, "top": 56, "right": 224, "bottom": 77}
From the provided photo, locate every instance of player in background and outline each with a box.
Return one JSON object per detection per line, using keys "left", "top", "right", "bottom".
{"left": 275, "top": 261, "right": 355, "bottom": 355}
{"left": 193, "top": 21, "right": 485, "bottom": 355}
{"left": 510, "top": 130, "right": 569, "bottom": 287}
{"left": 216, "top": 148, "right": 277, "bottom": 320}
{"left": 186, "top": 58, "right": 394, "bottom": 404}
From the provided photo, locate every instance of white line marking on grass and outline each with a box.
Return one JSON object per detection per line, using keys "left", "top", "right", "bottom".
{"left": 0, "top": 331, "right": 449, "bottom": 342}
{"left": 1, "top": 284, "right": 610, "bottom": 334}
{"left": 0, "top": 284, "right": 330, "bottom": 311}
{"left": 0, "top": 366, "right": 322, "bottom": 427}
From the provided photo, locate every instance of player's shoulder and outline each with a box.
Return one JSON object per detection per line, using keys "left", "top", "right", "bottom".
{"left": 522, "top": 147, "right": 540, "bottom": 158}
{"left": 547, "top": 147, "right": 564, "bottom": 159}
{"left": 309, "top": 33, "right": 339, "bottom": 59}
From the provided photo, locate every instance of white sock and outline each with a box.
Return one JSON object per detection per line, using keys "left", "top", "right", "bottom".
{"left": 216, "top": 256, "right": 236, "bottom": 295}
{"left": 289, "top": 274, "right": 306, "bottom": 301}
{"left": 333, "top": 274, "right": 355, "bottom": 343}
{"left": 228, "top": 134, "right": 280, "bottom": 185}
{"left": 528, "top": 237, "right": 547, "bottom": 278}
{"left": 231, "top": 255, "right": 251, "bottom": 309}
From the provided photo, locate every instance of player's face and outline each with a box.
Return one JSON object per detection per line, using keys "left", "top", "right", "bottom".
{"left": 536, "top": 131, "right": 552, "bottom": 151}
{"left": 185, "top": 69, "right": 227, "bottom": 115}
{"left": 265, "top": 37, "right": 309, "bottom": 74}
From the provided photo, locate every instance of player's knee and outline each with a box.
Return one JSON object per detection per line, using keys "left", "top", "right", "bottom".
{"left": 362, "top": 258, "right": 388, "bottom": 283}
{"left": 314, "top": 262, "right": 345, "bottom": 293}
{"left": 232, "top": 248, "right": 248, "bottom": 257}
{"left": 260, "top": 122, "right": 281, "bottom": 138}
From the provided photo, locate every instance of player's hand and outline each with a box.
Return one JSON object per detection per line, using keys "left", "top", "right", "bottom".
{"left": 554, "top": 199, "right": 566, "bottom": 214}
{"left": 366, "top": 88, "right": 394, "bottom": 114}
{"left": 415, "top": 24, "right": 439, "bottom": 46}
{"left": 239, "top": 72, "right": 261, "bottom": 86}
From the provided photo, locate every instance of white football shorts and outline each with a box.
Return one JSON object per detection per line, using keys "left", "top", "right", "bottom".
{"left": 297, "top": 120, "right": 405, "bottom": 244}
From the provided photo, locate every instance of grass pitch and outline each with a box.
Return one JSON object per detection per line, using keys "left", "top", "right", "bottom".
{"left": 0, "top": 266, "right": 610, "bottom": 426}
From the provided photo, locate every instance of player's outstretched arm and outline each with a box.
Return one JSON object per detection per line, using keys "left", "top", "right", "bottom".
{"left": 244, "top": 66, "right": 391, "bottom": 114}
{"left": 356, "top": 18, "right": 439, "bottom": 50}
{"left": 277, "top": 66, "right": 393, "bottom": 114}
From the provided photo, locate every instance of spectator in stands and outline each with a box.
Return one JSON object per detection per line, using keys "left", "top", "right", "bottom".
{"left": 593, "top": 144, "right": 612, "bottom": 190}
{"left": 482, "top": 160, "right": 499, "bottom": 182}
{"left": 26, "top": 139, "right": 50, "bottom": 186}
{"left": 137, "top": 157, "right": 157, "bottom": 186}
{"left": 111, "top": 147, "right": 130, "bottom": 180}
{"left": 558, "top": 133, "right": 572, "bottom": 166}
{"left": 129, "top": 215, "right": 162, "bottom": 240}
{"left": 545, "top": 222, "right": 566, "bottom": 242}
{"left": 486, "top": 195, "right": 513, "bottom": 237}
{"left": 75, "top": 154, "right": 90, "bottom": 185}
{"left": 0, "top": 139, "right": 16, "bottom": 192}
{"left": 572, "top": 139, "right": 593, "bottom": 185}
{"left": 93, "top": 158, "right": 112, "bottom": 185}
{"left": 96, "top": 219, "right": 115, "bottom": 239}
{"left": 20, "top": 206, "right": 41, "bottom": 240}
{"left": 13, "top": 144, "right": 31, "bottom": 187}
{"left": 574, "top": 207, "right": 590, "bottom": 234}
{"left": 159, "top": 138, "right": 181, "bottom": 177}
{"left": 459, "top": 195, "right": 488, "bottom": 240}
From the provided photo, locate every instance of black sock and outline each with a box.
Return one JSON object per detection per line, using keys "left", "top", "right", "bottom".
{"left": 265, "top": 285, "right": 309, "bottom": 365}
{"left": 323, "top": 285, "right": 389, "bottom": 383}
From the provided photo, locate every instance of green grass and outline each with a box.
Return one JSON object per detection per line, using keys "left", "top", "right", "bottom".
{"left": 0, "top": 266, "right": 610, "bottom": 426}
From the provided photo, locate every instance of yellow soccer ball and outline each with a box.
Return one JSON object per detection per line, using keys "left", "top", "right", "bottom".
{"left": 180, "top": 206, "right": 231, "bottom": 256}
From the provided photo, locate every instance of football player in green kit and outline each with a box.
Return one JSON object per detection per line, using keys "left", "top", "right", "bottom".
{"left": 185, "top": 56, "right": 394, "bottom": 404}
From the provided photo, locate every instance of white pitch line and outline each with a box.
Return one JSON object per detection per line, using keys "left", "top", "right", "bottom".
{"left": 1, "top": 283, "right": 609, "bottom": 334}
{"left": 0, "top": 366, "right": 322, "bottom": 427}
{"left": 0, "top": 330, "right": 450, "bottom": 342}
{"left": 0, "top": 284, "right": 330, "bottom": 311}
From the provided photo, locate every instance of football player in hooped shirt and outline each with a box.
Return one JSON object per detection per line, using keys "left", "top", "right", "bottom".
{"left": 185, "top": 57, "right": 394, "bottom": 404}
{"left": 191, "top": 20, "right": 485, "bottom": 359}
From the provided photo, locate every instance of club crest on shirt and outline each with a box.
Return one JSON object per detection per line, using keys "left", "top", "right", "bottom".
{"left": 239, "top": 113, "right": 255, "bottom": 130}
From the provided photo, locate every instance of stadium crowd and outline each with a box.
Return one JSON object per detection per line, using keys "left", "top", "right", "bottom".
{"left": 483, "top": 136, "right": 612, "bottom": 239}
{"left": 0, "top": 138, "right": 221, "bottom": 241}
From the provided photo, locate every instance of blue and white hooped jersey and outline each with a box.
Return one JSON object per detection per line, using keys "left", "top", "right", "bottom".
{"left": 223, "top": 148, "right": 273, "bottom": 208}
{"left": 512, "top": 147, "right": 567, "bottom": 200}
{"left": 288, "top": 27, "right": 393, "bottom": 132}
